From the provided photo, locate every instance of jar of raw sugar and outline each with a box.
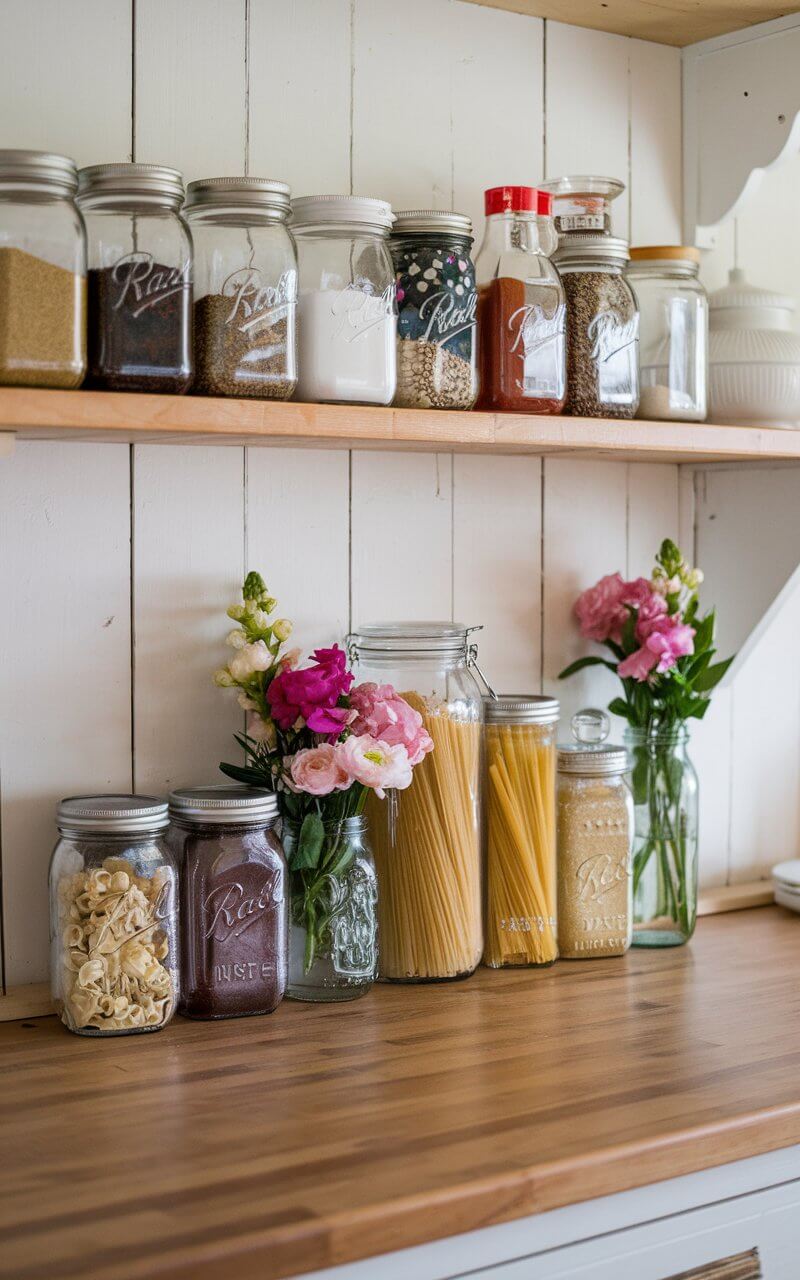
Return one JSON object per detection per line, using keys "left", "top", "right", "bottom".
{"left": 290, "top": 195, "right": 397, "bottom": 404}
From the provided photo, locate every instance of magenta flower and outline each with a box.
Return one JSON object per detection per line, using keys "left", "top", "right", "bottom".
{"left": 268, "top": 645, "right": 354, "bottom": 732}
{"left": 349, "top": 682, "right": 434, "bottom": 765}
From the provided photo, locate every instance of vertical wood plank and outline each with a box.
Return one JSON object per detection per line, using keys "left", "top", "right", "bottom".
{"left": 132, "top": 447, "right": 245, "bottom": 796}
{"left": 135, "top": 0, "right": 246, "bottom": 178}
{"left": 544, "top": 22, "right": 631, "bottom": 240}
{"left": 0, "top": 0, "right": 132, "bottom": 163}
{"left": 626, "top": 463, "right": 680, "bottom": 578}
{"left": 629, "top": 40, "right": 682, "bottom": 245}
{"left": 245, "top": 448, "right": 350, "bottom": 656}
{"left": 0, "top": 444, "right": 132, "bottom": 986}
{"left": 453, "top": 455, "right": 541, "bottom": 694}
{"left": 350, "top": 452, "right": 453, "bottom": 626}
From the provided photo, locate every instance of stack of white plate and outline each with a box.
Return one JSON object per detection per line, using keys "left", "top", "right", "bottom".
{"left": 772, "top": 860, "right": 800, "bottom": 913}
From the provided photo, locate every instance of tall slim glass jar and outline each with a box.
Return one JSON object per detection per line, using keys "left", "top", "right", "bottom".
{"left": 625, "top": 725, "right": 699, "bottom": 946}
{"left": 349, "top": 623, "right": 483, "bottom": 982}
{"left": 626, "top": 247, "right": 708, "bottom": 422}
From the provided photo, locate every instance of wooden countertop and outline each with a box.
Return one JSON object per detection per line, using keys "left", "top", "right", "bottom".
{"left": 2, "top": 906, "right": 800, "bottom": 1280}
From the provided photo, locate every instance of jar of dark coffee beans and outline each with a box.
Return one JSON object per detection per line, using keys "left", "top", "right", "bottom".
{"left": 77, "top": 164, "right": 192, "bottom": 394}
{"left": 391, "top": 210, "right": 478, "bottom": 410}
{"left": 185, "top": 177, "right": 297, "bottom": 400}
{"left": 553, "top": 234, "right": 639, "bottom": 418}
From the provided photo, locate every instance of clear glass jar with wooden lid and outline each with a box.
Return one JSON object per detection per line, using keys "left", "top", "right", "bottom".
{"left": 626, "top": 246, "right": 708, "bottom": 422}
{"left": 483, "top": 694, "right": 559, "bottom": 968}
{"left": 557, "top": 710, "right": 633, "bottom": 959}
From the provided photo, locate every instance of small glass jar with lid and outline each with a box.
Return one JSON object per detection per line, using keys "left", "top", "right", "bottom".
{"left": 553, "top": 234, "right": 640, "bottom": 418}
{"left": 184, "top": 176, "right": 297, "bottom": 400}
{"left": 626, "top": 247, "right": 708, "bottom": 421}
{"left": 77, "top": 163, "right": 192, "bottom": 393}
{"left": 557, "top": 710, "right": 633, "bottom": 959}
{"left": 475, "top": 185, "right": 566, "bottom": 414}
{"left": 390, "top": 209, "right": 478, "bottom": 410}
{"left": 483, "top": 695, "right": 560, "bottom": 968}
{"left": 540, "top": 175, "right": 625, "bottom": 238}
{"left": 49, "top": 795, "right": 179, "bottom": 1036}
{"left": 348, "top": 622, "right": 483, "bottom": 982}
{"left": 169, "top": 786, "right": 287, "bottom": 1019}
{"left": 0, "top": 149, "right": 86, "bottom": 388}
{"left": 290, "top": 195, "right": 397, "bottom": 405}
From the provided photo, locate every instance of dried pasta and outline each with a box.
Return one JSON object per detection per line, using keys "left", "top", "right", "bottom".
{"left": 371, "top": 693, "right": 482, "bottom": 980}
{"left": 484, "top": 722, "right": 557, "bottom": 966}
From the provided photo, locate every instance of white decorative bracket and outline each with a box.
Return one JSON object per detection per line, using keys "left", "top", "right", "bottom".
{"left": 683, "top": 13, "right": 800, "bottom": 248}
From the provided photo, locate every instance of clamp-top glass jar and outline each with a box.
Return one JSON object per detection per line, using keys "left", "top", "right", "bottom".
{"left": 553, "top": 234, "right": 640, "bottom": 418}
{"left": 77, "top": 163, "right": 192, "bottom": 393}
{"left": 626, "top": 246, "right": 708, "bottom": 421}
{"left": 390, "top": 209, "right": 478, "bottom": 409}
{"left": 540, "top": 175, "right": 625, "bottom": 239}
{"left": 349, "top": 623, "right": 483, "bottom": 982}
{"left": 291, "top": 195, "right": 397, "bottom": 404}
{"left": 184, "top": 176, "right": 297, "bottom": 399}
{"left": 49, "top": 795, "right": 179, "bottom": 1036}
{"left": 0, "top": 149, "right": 86, "bottom": 388}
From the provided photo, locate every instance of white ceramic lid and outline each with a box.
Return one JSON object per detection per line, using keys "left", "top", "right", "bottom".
{"left": 772, "top": 858, "right": 800, "bottom": 888}
{"left": 709, "top": 268, "right": 795, "bottom": 314}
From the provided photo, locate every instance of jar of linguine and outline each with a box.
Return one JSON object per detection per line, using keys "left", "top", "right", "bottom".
{"left": 483, "top": 695, "right": 560, "bottom": 967}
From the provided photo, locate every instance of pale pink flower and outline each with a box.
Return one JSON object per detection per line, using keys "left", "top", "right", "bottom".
{"left": 634, "top": 591, "right": 669, "bottom": 641}
{"left": 349, "top": 683, "right": 434, "bottom": 766}
{"left": 335, "top": 734, "right": 413, "bottom": 799}
{"left": 575, "top": 573, "right": 628, "bottom": 643}
{"left": 618, "top": 616, "right": 695, "bottom": 682}
{"left": 289, "top": 744, "right": 351, "bottom": 796}
{"left": 247, "top": 712, "right": 276, "bottom": 748}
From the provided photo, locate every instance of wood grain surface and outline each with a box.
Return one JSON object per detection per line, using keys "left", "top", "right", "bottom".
{"left": 1, "top": 907, "right": 799, "bottom": 1280}
{"left": 4, "top": 388, "right": 800, "bottom": 463}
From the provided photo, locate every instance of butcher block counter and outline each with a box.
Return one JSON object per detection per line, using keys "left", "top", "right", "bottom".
{"left": 2, "top": 907, "right": 800, "bottom": 1280}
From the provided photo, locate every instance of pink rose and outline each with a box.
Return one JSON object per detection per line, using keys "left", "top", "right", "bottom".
{"left": 349, "top": 682, "right": 434, "bottom": 766}
{"left": 634, "top": 590, "right": 668, "bottom": 641}
{"left": 575, "top": 573, "right": 628, "bottom": 643}
{"left": 335, "top": 734, "right": 413, "bottom": 799}
{"left": 618, "top": 617, "right": 695, "bottom": 682}
{"left": 268, "top": 645, "right": 354, "bottom": 731}
{"left": 289, "top": 744, "right": 351, "bottom": 796}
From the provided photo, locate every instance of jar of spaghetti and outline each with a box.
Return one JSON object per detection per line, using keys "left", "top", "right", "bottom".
{"left": 348, "top": 623, "right": 483, "bottom": 982}
{"left": 557, "top": 710, "right": 633, "bottom": 959}
{"left": 474, "top": 185, "right": 566, "bottom": 414}
{"left": 483, "top": 696, "right": 559, "bottom": 968}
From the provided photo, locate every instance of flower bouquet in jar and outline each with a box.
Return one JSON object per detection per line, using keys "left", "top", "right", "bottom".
{"left": 559, "top": 540, "right": 734, "bottom": 946}
{"left": 214, "top": 572, "right": 433, "bottom": 999}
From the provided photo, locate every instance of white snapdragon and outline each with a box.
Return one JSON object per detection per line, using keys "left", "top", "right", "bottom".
{"left": 252, "top": 609, "right": 273, "bottom": 630}
{"left": 229, "top": 640, "right": 272, "bottom": 681}
{"left": 273, "top": 618, "right": 293, "bottom": 642}
{"left": 227, "top": 604, "right": 245, "bottom": 621}
{"left": 226, "top": 629, "right": 248, "bottom": 649}
{"left": 237, "top": 692, "right": 258, "bottom": 711}
{"left": 213, "top": 668, "right": 235, "bottom": 687}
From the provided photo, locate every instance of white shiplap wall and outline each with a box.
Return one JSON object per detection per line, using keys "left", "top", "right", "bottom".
{"left": 0, "top": 0, "right": 686, "bottom": 987}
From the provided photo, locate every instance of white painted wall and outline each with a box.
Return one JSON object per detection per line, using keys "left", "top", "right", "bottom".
{"left": 0, "top": 0, "right": 690, "bottom": 987}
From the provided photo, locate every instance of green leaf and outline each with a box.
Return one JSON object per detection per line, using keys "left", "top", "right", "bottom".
{"left": 693, "top": 655, "right": 734, "bottom": 693}
{"left": 291, "top": 812, "right": 325, "bottom": 872}
{"left": 219, "top": 761, "right": 272, "bottom": 786}
{"left": 607, "top": 696, "right": 632, "bottom": 721}
{"left": 621, "top": 608, "right": 637, "bottom": 653}
{"left": 692, "top": 610, "right": 715, "bottom": 654}
{"left": 558, "top": 655, "right": 617, "bottom": 680}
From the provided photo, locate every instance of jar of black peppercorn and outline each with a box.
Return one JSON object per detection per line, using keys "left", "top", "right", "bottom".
{"left": 77, "top": 163, "right": 193, "bottom": 393}
{"left": 169, "top": 786, "right": 288, "bottom": 1020}
{"left": 553, "top": 234, "right": 639, "bottom": 418}
{"left": 391, "top": 210, "right": 478, "bottom": 409}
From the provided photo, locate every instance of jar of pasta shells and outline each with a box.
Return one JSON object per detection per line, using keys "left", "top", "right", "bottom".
{"left": 49, "top": 795, "right": 179, "bottom": 1036}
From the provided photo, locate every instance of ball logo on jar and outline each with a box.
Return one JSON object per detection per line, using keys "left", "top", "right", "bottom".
{"left": 329, "top": 282, "right": 396, "bottom": 343}
{"left": 221, "top": 267, "right": 297, "bottom": 332}
{"left": 203, "top": 873, "right": 284, "bottom": 942}
{"left": 587, "top": 310, "right": 639, "bottom": 365}
{"left": 576, "top": 851, "right": 630, "bottom": 904}
{"left": 418, "top": 289, "right": 477, "bottom": 346}
{"left": 507, "top": 302, "right": 566, "bottom": 396}
{"left": 111, "top": 252, "right": 192, "bottom": 317}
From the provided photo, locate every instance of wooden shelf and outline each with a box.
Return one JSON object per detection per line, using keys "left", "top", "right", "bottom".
{"left": 461, "top": 0, "right": 798, "bottom": 48}
{"left": 3, "top": 388, "right": 800, "bottom": 464}
{"left": 1, "top": 907, "right": 799, "bottom": 1280}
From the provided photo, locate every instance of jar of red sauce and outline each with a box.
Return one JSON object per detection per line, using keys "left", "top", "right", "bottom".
{"left": 169, "top": 786, "right": 287, "bottom": 1020}
{"left": 475, "top": 186, "right": 566, "bottom": 414}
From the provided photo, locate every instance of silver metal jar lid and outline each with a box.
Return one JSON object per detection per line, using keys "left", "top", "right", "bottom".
{"left": 553, "top": 234, "right": 630, "bottom": 267}
{"left": 168, "top": 785, "right": 279, "bottom": 826}
{"left": 57, "top": 794, "right": 169, "bottom": 835}
{"left": 290, "top": 194, "right": 394, "bottom": 234}
{"left": 392, "top": 209, "right": 472, "bottom": 237}
{"left": 0, "top": 150, "right": 78, "bottom": 196}
{"left": 184, "top": 175, "right": 291, "bottom": 217}
{"left": 557, "top": 744, "right": 629, "bottom": 776}
{"left": 350, "top": 621, "right": 473, "bottom": 656}
{"left": 77, "top": 163, "right": 185, "bottom": 209}
{"left": 484, "top": 694, "right": 560, "bottom": 726}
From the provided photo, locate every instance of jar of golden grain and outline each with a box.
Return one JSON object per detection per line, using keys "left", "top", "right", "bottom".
{"left": 557, "top": 710, "right": 632, "bottom": 959}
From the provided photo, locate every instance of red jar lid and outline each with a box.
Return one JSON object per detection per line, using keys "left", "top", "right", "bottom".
{"left": 485, "top": 186, "right": 552, "bottom": 216}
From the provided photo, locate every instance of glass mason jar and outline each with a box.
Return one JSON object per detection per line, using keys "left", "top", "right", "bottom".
{"left": 557, "top": 711, "right": 633, "bottom": 959}
{"left": 626, "top": 247, "right": 708, "bottom": 422}
{"left": 475, "top": 186, "right": 566, "bottom": 413}
{"left": 349, "top": 622, "right": 483, "bottom": 982}
{"left": 291, "top": 195, "right": 397, "bottom": 404}
{"left": 483, "top": 695, "right": 559, "bottom": 968}
{"left": 184, "top": 176, "right": 297, "bottom": 400}
{"left": 77, "top": 163, "right": 192, "bottom": 393}
{"left": 540, "top": 174, "right": 626, "bottom": 239}
{"left": 0, "top": 149, "right": 86, "bottom": 388}
{"left": 49, "top": 795, "right": 179, "bottom": 1036}
{"left": 553, "top": 234, "right": 640, "bottom": 418}
{"left": 169, "top": 786, "right": 288, "bottom": 1019}
{"left": 390, "top": 210, "right": 478, "bottom": 409}
{"left": 625, "top": 725, "right": 699, "bottom": 946}
{"left": 283, "top": 816, "right": 378, "bottom": 1002}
